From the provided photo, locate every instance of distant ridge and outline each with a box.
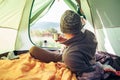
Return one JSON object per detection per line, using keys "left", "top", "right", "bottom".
{"left": 31, "top": 22, "right": 59, "bottom": 30}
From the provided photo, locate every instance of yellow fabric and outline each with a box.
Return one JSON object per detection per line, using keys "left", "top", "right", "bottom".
{"left": 0, "top": 53, "right": 77, "bottom": 80}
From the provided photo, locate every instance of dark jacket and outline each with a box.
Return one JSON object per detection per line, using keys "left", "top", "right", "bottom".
{"left": 62, "top": 30, "right": 97, "bottom": 74}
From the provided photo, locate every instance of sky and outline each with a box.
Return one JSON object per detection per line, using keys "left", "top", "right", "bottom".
{"left": 39, "top": 0, "right": 70, "bottom": 23}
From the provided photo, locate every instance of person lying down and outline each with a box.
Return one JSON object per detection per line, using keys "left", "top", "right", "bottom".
{"left": 29, "top": 10, "right": 103, "bottom": 80}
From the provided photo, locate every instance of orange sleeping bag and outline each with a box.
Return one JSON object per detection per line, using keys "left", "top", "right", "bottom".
{"left": 0, "top": 53, "right": 77, "bottom": 80}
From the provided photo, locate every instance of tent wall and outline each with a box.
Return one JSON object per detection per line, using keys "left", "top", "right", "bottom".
{"left": 87, "top": 0, "right": 120, "bottom": 56}
{"left": 0, "top": 28, "right": 17, "bottom": 53}
{"left": 15, "top": 0, "right": 34, "bottom": 50}
{"left": 0, "top": 0, "right": 32, "bottom": 53}
{"left": 80, "top": 0, "right": 92, "bottom": 26}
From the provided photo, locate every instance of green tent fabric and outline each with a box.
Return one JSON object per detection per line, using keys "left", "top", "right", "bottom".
{"left": 86, "top": 0, "right": 120, "bottom": 56}
{"left": 0, "top": 0, "right": 32, "bottom": 53}
{"left": 0, "top": 0, "right": 120, "bottom": 57}
{"left": 30, "top": 0, "right": 55, "bottom": 24}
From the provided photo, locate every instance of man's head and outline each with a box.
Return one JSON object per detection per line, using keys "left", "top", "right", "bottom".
{"left": 60, "top": 10, "right": 82, "bottom": 34}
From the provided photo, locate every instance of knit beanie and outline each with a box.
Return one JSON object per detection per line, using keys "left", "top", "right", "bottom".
{"left": 60, "top": 10, "right": 82, "bottom": 34}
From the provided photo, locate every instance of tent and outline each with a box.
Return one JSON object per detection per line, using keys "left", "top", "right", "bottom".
{"left": 0, "top": 0, "right": 120, "bottom": 57}
{"left": 0, "top": 0, "right": 120, "bottom": 79}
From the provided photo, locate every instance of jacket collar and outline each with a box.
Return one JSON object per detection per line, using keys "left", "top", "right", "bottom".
{"left": 62, "top": 31, "right": 85, "bottom": 46}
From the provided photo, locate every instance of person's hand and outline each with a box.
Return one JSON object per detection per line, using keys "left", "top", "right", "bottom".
{"left": 55, "top": 35, "right": 67, "bottom": 43}
{"left": 53, "top": 33, "right": 67, "bottom": 43}
{"left": 103, "top": 64, "right": 116, "bottom": 72}
{"left": 56, "top": 62, "right": 66, "bottom": 69}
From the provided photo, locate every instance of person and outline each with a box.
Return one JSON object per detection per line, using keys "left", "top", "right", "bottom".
{"left": 29, "top": 10, "right": 103, "bottom": 80}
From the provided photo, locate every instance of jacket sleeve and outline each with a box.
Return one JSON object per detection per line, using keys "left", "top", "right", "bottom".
{"left": 29, "top": 46, "right": 62, "bottom": 63}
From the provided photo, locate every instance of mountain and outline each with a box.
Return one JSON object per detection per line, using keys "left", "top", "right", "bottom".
{"left": 31, "top": 21, "right": 60, "bottom": 30}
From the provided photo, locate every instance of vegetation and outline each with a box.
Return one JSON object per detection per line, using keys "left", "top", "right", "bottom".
{"left": 30, "top": 27, "right": 62, "bottom": 48}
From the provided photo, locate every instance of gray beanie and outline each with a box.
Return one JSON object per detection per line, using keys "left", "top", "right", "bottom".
{"left": 60, "top": 10, "right": 82, "bottom": 34}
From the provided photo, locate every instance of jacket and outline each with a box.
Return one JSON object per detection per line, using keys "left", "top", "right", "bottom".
{"left": 62, "top": 30, "right": 98, "bottom": 74}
